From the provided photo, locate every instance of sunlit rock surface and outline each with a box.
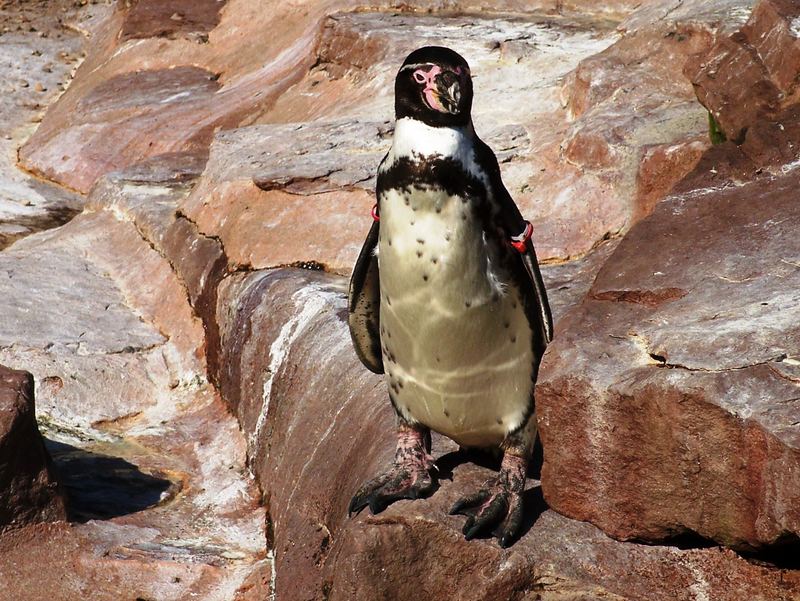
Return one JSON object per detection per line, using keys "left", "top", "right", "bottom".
{"left": 1, "top": 0, "right": 798, "bottom": 598}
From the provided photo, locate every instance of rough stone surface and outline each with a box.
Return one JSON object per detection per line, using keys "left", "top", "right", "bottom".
{"left": 212, "top": 267, "right": 800, "bottom": 600}
{"left": 0, "top": 364, "right": 66, "bottom": 531}
{"left": 0, "top": 0, "right": 98, "bottom": 249}
{"left": 686, "top": 0, "right": 800, "bottom": 143}
{"left": 0, "top": 157, "right": 268, "bottom": 598}
{"left": 20, "top": 0, "right": 751, "bottom": 263}
{"left": 538, "top": 166, "right": 800, "bottom": 551}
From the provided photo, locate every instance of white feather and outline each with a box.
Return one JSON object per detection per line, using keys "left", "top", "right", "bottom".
{"left": 386, "top": 118, "right": 489, "bottom": 189}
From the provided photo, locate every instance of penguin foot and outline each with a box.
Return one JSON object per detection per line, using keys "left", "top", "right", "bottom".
{"left": 348, "top": 424, "right": 436, "bottom": 516}
{"left": 449, "top": 453, "right": 527, "bottom": 548}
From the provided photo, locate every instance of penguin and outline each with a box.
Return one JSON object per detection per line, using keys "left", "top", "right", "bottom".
{"left": 347, "top": 46, "right": 553, "bottom": 547}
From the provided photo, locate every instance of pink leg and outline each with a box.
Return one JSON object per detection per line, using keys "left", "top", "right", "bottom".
{"left": 449, "top": 414, "right": 536, "bottom": 547}
{"left": 349, "top": 421, "right": 437, "bottom": 516}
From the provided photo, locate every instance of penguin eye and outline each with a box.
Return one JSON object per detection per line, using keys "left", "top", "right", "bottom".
{"left": 412, "top": 70, "right": 427, "bottom": 84}
{"left": 439, "top": 71, "right": 458, "bottom": 88}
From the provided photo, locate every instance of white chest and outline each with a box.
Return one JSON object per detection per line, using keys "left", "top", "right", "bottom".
{"left": 376, "top": 186, "right": 533, "bottom": 448}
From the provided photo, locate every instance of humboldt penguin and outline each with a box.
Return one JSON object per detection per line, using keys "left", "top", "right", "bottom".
{"left": 347, "top": 46, "right": 553, "bottom": 547}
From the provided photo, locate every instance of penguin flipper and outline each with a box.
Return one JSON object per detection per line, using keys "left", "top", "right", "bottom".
{"left": 348, "top": 220, "right": 384, "bottom": 374}
{"left": 475, "top": 138, "right": 554, "bottom": 345}
{"left": 518, "top": 237, "right": 554, "bottom": 345}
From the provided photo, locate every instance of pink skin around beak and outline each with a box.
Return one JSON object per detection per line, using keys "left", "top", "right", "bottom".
{"left": 413, "top": 65, "right": 446, "bottom": 112}
{"left": 413, "top": 65, "right": 465, "bottom": 115}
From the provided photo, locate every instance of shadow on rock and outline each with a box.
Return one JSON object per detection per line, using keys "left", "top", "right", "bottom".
{"left": 44, "top": 439, "right": 176, "bottom": 522}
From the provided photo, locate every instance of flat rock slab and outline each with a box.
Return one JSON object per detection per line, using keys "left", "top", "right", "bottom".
{"left": 211, "top": 267, "right": 799, "bottom": 599}
{"left": 538, "top": 168, "right": 800, "bottom": 550}
{"left": 0, "top": 172, "right": 268, "bottom": 597}
{"left": 0, "top": 0, "right": 89, "bottom": 249}
{"left": 0, "top": 364, "right": 66, "bottom": 531}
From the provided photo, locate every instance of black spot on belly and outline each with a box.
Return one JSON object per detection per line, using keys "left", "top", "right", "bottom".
{"left": 496, "top": 418, "right": 503, "bottom": 425}
{"left": 416, "top": 251, "right": 423, "bottom": 258}
{"left": 431, "top": 258, "right": 438, "bottom": 265}
{"left": 417, "top": 238, "right": 425, "bottom": 245}
{"left": 423, "top": 274, "right": 429, "bottom": 282}
{"left": 444, "top": 409, "right": 450, "bottom": 418}
{"left": 465, "top": 301, "right": 471, "bottom": 308}
{"left": 503, "top": 321, "right": 510, "bottom": 329}
{"left": 510, "top": 335, "right": 517, "bottom": 344}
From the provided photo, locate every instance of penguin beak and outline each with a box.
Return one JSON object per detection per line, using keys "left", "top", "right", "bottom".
{"left": 434, "top": 71, "right": 462, "bottom": 115}
{"left": 413, "top": 66, "right": 463, "bottom": 115}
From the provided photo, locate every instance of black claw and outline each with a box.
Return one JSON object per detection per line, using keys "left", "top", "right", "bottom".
{"left": 462, "top": 516, "right": 476, "bottom": 537}
{"left": 496, "top": 499, "right": 524, "bottom": 546}
{"left": 348, "top": 496, "right": 367, "bottom": 516}
{"left": 449, "top": 490, "right": 489, "bottom": 516}
{"left": 349, "top": 467, "right": 437, "bottom": 518}
{"left": 451, "top": 483, "right": 528, "bottom": 546}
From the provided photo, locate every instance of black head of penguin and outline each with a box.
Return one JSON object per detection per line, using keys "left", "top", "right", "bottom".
{"left": 395, "top": 46, "right": 473, "bottom": 128}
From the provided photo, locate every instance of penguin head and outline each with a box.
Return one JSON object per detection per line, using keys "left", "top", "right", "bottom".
{"left": 395, "top": 46, "right": 473, "bottom": 127}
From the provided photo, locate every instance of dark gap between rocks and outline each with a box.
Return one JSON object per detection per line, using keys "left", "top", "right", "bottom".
{"left": 739, "top": 535, "right": 800, "bottom": 570}
{"left": 44, "top": 438, "right": 177, "bottom": 522}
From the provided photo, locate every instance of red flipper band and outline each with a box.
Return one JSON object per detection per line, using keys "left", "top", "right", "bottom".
{"left": 510, "top": 221, "right": 533, "bottom": 253}
{"left": 371, "top": 204, "right": 380, "bottom": 222}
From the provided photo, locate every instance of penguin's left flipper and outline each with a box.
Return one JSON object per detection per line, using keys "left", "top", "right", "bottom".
{"left": 347, "top": 219, "right": 384, "bottom": 374}
{"left": 475, "top": 138, "right": 553, "bottom": 346}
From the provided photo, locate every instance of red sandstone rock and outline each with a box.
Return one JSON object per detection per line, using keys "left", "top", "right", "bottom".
{"left": 211, "top": 267, "right": 799, "bottom": 600}
{"left": 0, "top": 157, "right": 269, "bottom": 597}
{"left": 0, "top": 365, "right": 66, "bottom": 531}
{"left": 0, "top": 0, "right": 88, "bottom": 249}
{"left": 538, "top": 167, "right": 800, "bottom": 551}
{"left": 18, "top": 0, "right": 746, "bottom": 265}
{"left": 685, "top": 0, "right": 800, "bottom": 142}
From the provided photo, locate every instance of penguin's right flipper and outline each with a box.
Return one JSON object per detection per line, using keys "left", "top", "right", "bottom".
{"left": 348, "top": 220, "right": 384, "bottom": 374}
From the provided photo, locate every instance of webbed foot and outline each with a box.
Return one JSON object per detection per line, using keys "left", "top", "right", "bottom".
{"left": 449, "top": 452, "right": 527, "bottom": 548}
{"left": 349, "top": 424, "right": 436, "bottom": 515}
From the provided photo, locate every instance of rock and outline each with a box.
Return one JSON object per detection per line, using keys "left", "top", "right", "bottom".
{"left": 210, "top": 267, "right": 799, "bottom": 599}
{"left": 180, "top": 120, "right": 389, "bottom": 273}
{"left": 0, "top": 0, "right": 86, "bottom": 249}
{"left": 0, "top": 364, "right": 66, "bottom": 530}
{"left": 19, "top": 0, "right": 748, "bottom": 264}
{"left": 537, "top": 166, "right": 800, "bottom": 551}
{"left": 685, "top": 0, "right": 800, "bottom": 143}
{"left": 120, "top": 0, "right": 223, "bottom": 41}
{"left": 0, "top": 155, "right": 269, "bottom": 597}
{"left": 5, "top": 0, "right": 800, "bottom": 597}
